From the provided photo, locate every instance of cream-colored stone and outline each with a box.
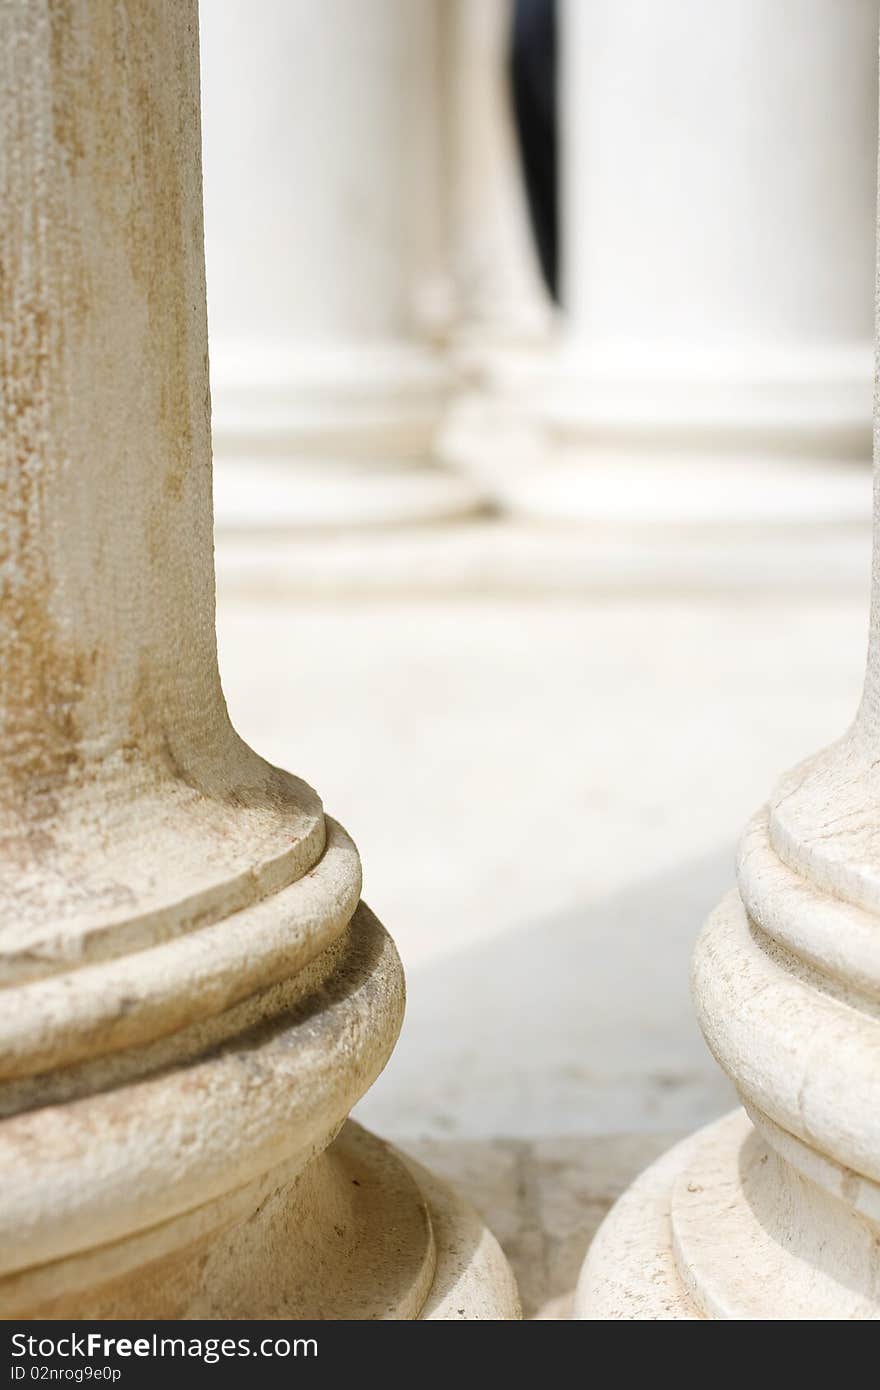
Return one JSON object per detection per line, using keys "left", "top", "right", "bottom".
{"left": 0, "top": 0, "right": 516, "bottom": 1320}
{"left": 399, "top": 1153, "right": 521, "bottom": 1319}
{"left": 576, "top": 31, "right": 880, "bottom": 1319}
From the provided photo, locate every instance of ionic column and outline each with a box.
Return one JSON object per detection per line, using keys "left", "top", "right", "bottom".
{"left": 0, "top": 0, "right": 518, "bottom": 1320}
{"left": 576, "top": 72, "right": 880, "bottom": 1327}
{"left": 199, "top": 0, "right": 483, "bottom": 533}
{"left": 511, "top": 0, "right": 878, "bottom": 524}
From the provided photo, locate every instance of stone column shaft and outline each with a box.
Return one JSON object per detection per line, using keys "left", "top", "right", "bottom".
{"left": 0, "top": 0, "right": 517, "bottom": 1320}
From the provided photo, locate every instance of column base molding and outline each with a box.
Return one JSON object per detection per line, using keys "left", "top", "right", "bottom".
{"left": 504, "top": 452, "right": 871, "bottom": 528}
{"left": 506, "top": 345, "right": 872, "bottom": 526}
{"left": 4, "top": 1121, "right": 519, "bottom": 1320}
{"left": 213, "top": 458, "right": 486, "bottom": 532}
{"left": 209, "top": 342, "right": 486, "bottom": 530}
{"left": 576, "top": 1107, "right": 880, "bottom": 1320}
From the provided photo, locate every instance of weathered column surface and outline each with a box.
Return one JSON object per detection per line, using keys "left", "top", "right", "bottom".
{"left": 576, "top": 74, "right": 880, "bottom": 1324}
{"left": 511, "top": 0, "right": 878, "bottom": 524}
{"left": 0, "top": 0, "right": 518, "bottom": 1319}
{"left": 200, "top": 0, "right": 482, "bottom": 532}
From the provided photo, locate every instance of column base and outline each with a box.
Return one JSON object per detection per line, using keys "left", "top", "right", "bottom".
{"left": 402, "top": 1146, "right": 522, "bottom": 1320}
{"left": 209, "top": 342, "right": 487, "bottom": 531}
{"left": 502, "top": 452, "right": 871, "bottom": 528}
{"left": 506, "top": 345, "right": 872, "bottom": 526}
{"left": 213, "top": 458, "right": 486, "bottom": 532}
{"left": 7, "top": 1122, "right": 520, "bottom": 1320}
{"left": 575, "top": 1108, "right": 880, "bottom": 1320}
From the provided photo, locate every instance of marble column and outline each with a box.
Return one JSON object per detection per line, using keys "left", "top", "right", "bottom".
{"left": 511, "top": 0, "right": 878, "bottom": 525}
{"left": 0, "top": 0, "right": 518, "bottom": 1320}
{"left": 576, "top": 63, "right": 880, "bottom": 1325}
{"left": 200, "top": 0, "right": 483, "bottom": 533}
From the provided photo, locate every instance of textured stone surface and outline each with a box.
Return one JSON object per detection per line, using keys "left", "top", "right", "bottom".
{"left": 0, "top": 0, "right": 516, "bottom": 1320}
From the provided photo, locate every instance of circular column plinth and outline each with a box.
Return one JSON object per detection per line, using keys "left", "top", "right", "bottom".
{"left": 5, "top": 1121, "right": 519, "bottom": 1321}
{"left": 577, "top": 1107, "right": 880, "bottom": 1320}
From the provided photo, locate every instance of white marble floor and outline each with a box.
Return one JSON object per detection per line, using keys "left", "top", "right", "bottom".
{"left": 216, "top": 534, "right": 869, "bottom": 1146}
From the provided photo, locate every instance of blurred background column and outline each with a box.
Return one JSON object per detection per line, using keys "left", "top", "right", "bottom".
{"left": 439, "top": 0, "right": 558, "bottom": 494}
{"left": 442, "top": 0, "right": 552, "bottom": 354}
{"left": 200, "top": 0, "right": 483, "bottom": 532}
{"left": 510, "top": 0, "right": 879, "bottom": 525}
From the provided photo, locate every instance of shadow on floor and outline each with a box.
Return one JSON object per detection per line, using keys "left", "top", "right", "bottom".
{"left": 357, "top": 845, "right": 737, "bottom": 1141}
